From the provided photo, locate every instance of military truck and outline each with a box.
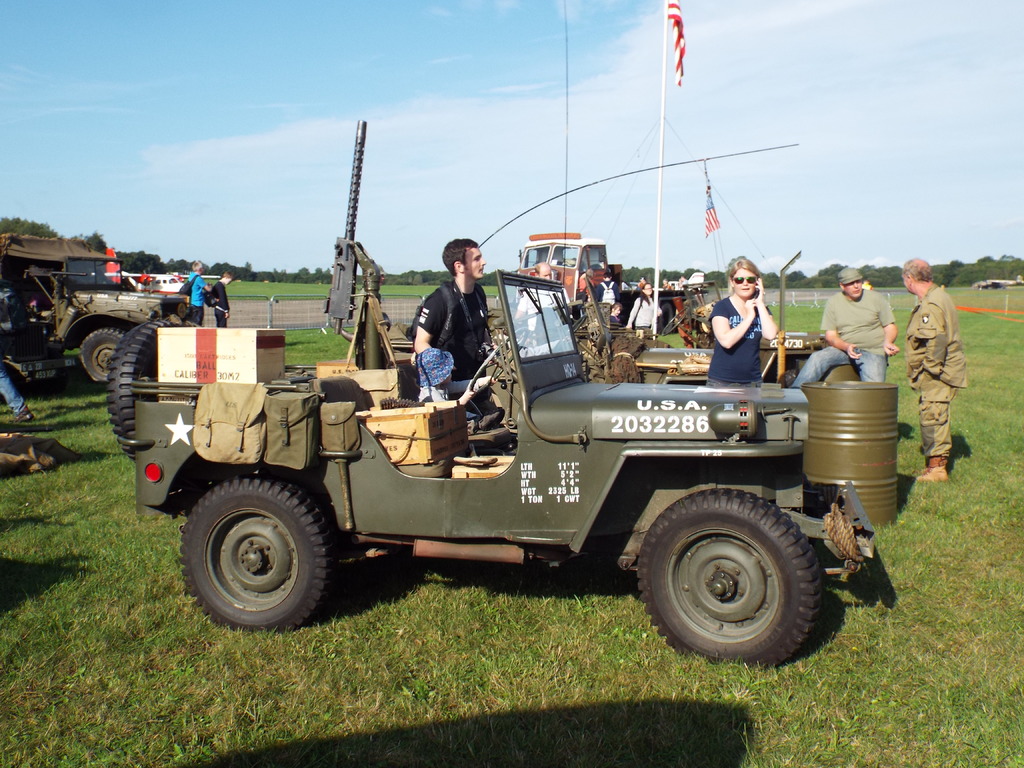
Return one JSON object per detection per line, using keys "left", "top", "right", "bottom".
{"left": 115, "top": 242, "right": 879, "bottom": 666}
{"left": 0, "top": 234, "right": 190, "bottom": 383}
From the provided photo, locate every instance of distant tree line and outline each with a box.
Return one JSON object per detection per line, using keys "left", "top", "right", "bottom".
{"left": 2, "top": 217, "right": 1020, "bottom": 288}
{"left": 623, "top": 257, "right": 1023, "bottom": 290}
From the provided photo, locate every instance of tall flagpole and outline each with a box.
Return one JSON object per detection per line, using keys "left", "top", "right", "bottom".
{"left": 653, "top": 2, "right": 671, "bottom": 333}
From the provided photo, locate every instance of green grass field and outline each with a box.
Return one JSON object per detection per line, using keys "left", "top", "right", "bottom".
{"left": 1, "top": 290, "right": 1023, "bottom": 767}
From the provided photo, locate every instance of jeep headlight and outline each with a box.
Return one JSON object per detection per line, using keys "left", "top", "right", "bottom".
{"left": 175, "top": 302, "right": 188, "bottom": 319}
{"left": 707, "top": 400, "right": 758, "bottom": 438}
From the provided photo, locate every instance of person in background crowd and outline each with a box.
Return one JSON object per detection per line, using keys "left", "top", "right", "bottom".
{"left": 0, "top": 341, "right": 32, "bottom": 423}
{"left": 187, "top": 260, "right": 210, "bottom": 325}
{"left": 626, "top": 282, "right": 657, "bottom": 331}
{"left": 597, "top": 269, "right": 620, "bottom": 304}
{"left": 0, "top": 281, "right": 33, "bottom": 423}
{"left": 211, "top": 271, "right": 234, "bottom": 328}
{"left": 903, "top": 258, "right": 967, "bottom": 482}
{"left": 608, "top": 302, "right": 624, "bottom": 326}
{"left": 791, "top": 267, "right": 899, "bottom": 387}
{"left": 705, "top": 257, "right": 777, "bottom": 387}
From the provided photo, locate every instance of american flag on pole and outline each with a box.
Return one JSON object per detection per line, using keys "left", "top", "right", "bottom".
{"left": 704, "top": 185, "right": 721, "bottom": 237}
{"left": 668, "top": 2, "right": 685, "bottom": 85}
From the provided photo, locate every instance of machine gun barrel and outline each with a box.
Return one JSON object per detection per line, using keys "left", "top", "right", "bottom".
{"left": 345, "top": 121, "right": 367, "bottom": 241}
{"left": 327, "top": 121, "right": 369, "bottom": 334}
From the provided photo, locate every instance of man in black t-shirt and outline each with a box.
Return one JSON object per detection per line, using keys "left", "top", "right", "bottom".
{"left": 413, "top": 238, "right": 490, "bottom": 382}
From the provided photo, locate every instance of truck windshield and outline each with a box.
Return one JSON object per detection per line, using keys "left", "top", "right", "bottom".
{"left": 522, "top": 244, "right": 579, "bottom": 270}
{"left": 580, "top": 246, "right": 607, "bottom": 272}
{"left": 67, "top": 258, "right": 124, "bottom": 289}
{"left": 505, "top": 281, "right": 575, "bottom": 358}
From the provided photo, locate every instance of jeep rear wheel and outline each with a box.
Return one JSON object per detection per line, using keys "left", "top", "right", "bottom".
{"left": 181, "top": 477, "right": 339, "bottom": 630}
{"left": 80, "top": 327, "right": 126, "bottom": 382}
{"left": 638, "top": 489, "right": 821, "bottom": 666}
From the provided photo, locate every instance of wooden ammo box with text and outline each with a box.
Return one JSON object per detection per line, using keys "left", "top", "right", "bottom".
{"left": 357, "top": 401, "right": 467, "bottom": 465}
{"left": 157, "top": 328, "right": 286, "bottom": 384}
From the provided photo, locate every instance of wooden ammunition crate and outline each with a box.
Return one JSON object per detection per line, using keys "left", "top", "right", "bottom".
{"left": 451, "top": 456, "right": 515, "bottom": 479}
{"left": 358, "top": 401, "right": 467, "bottom": 465}
{"left": 157, "top": 328, "right": 285, "bottom": 384}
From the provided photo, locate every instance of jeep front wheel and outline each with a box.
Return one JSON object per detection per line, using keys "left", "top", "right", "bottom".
{"left": 181, "top": 477, "right": 339, "bottom": 630}
{"left": 637, "top": 489, "right": 821, "bottom": 666}
{"left": 80, "top": 327, "right": 126, "bottom": 382}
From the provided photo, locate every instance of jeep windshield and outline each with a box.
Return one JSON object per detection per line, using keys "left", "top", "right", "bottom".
{"left": 504, "top": 276, "right": 575, "bottom": 358}
{"left": 498, "top": 271, "right": 585, "bottom": 400}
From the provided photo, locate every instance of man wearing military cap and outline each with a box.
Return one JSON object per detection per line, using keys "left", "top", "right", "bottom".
{"left": 792, "top": 266, "right": 900, "bottom": 387}
{"left": 902, "top": 258, "right": 966, "bottom": 482}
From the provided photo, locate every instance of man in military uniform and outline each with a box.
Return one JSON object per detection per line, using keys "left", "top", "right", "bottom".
{"left": 902, "top": 259, "right": 967, "bottom": 481}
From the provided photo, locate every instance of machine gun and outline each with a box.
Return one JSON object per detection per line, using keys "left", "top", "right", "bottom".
{"left": 324, "top": 121, "right": 391, "bottom": 371}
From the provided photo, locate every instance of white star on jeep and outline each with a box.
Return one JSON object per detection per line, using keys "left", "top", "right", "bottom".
{"left": 166, "top": 413, "right": 194, "bottom": 446}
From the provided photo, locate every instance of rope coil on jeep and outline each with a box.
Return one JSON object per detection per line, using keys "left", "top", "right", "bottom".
{"left": 823, "top": 500, "right": 864, "bottom": 564}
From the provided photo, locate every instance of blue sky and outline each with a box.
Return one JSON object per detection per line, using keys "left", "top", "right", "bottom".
{"left": 2, "top": 1, "right": 1021, "bottom": 278}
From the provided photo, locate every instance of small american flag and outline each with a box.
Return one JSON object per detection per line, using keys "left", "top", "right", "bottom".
{"left": 668, "top": 2, "right": 685, "bottom": 85}
{"left": 704, "top": 186, "right": 721, "bottom": 237}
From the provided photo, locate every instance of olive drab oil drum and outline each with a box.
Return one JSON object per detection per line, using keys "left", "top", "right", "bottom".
{"left": 802, "top": 381, "right": 898, "bottom": 527}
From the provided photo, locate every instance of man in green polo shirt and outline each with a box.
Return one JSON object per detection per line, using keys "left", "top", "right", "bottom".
{"left": 792, "top": 267, "right": 900, "bottom": 386}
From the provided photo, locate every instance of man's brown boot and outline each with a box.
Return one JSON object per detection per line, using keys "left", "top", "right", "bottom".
{"left": 918, "top": 456, "right": 949, "bottom": 482}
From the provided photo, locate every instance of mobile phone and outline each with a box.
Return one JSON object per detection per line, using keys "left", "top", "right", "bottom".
{"left": 753, "top": 288, "right": 760, "bottom": 299}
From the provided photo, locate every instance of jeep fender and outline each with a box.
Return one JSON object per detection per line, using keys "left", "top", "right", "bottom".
{"left": 569, "top": 440, "right": 805, "bottom": 558}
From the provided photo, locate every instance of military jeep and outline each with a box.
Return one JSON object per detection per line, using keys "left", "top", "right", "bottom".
{"left": 118, "top": 247, "right": 880, "bottom": 666}
{"left": 0, "top": 234, "right": 190, "bottom": 383}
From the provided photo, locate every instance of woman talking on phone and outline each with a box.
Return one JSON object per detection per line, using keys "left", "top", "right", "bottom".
{"left": 705, "top": 257, "right": 778, "bottom": 387}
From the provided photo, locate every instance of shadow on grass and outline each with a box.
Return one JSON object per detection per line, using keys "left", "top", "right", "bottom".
{"left": 950, "top": 434, "right": 971, "bottom": 475}
{"left": 187, "top": 699, "right": 752, "bottom": 768}
{"left": 798, "top": 551, "right": 898, "bottom": 662}
{"left": 322, "top": 553, "right": 635, "bottom": 623}
{"left": 896, "top": 432, "right": 971, "bottom": 505}
{"left": 896, "top": 472, "right": 915, "bottom": 513}
{"left": 0, "top": 554, "right": 84, "bottom": 615}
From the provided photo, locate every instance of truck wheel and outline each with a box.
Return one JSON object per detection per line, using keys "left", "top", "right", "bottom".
{"left": 80, "top": 327, "right": 126, "bottom": 382}
{"left": 638, "top": 489, "right": 821, "bottom": 666}
{"left": 181, "top": 477, "right": 339, "bottom": 630}
{"left": 106, "top": 320, "right": 169, "bottom": 458}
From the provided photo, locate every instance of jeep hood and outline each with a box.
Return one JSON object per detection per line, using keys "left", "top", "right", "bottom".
{"left": 528, "top": 382, "right": 810, "bottom": 443}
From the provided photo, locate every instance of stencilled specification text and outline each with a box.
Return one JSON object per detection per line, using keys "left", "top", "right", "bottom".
{"left": 520, "top": 461, "right": 582, "bottom": 504}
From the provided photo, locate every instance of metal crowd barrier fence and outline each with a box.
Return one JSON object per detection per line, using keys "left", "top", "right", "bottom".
{"left": 191, "top": 294, "right": 500, "bottom": 331}
{"left": 193, "top": 290, "right": 928, "bottom": 330}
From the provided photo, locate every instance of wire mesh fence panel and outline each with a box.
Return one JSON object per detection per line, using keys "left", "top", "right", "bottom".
{"left": 196, "top": 294, "right": 432, "bottom": 330}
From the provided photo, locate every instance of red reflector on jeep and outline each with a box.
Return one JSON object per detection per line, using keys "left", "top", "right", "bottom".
{"left": 144, "top": 463, "right": 163, "bottom": 483}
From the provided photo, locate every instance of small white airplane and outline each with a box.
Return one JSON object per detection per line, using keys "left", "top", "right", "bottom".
{"left": 123, "top": 273, "right": 187, "bottom": 293}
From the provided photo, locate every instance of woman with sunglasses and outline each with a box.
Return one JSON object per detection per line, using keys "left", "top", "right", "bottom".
{"left": 706, "top": 258, "right": 778, "bottom": 387}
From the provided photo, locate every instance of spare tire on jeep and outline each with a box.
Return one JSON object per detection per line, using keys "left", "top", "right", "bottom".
{"left": 106, "top": 320, "right": 169, "bottom": 458}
